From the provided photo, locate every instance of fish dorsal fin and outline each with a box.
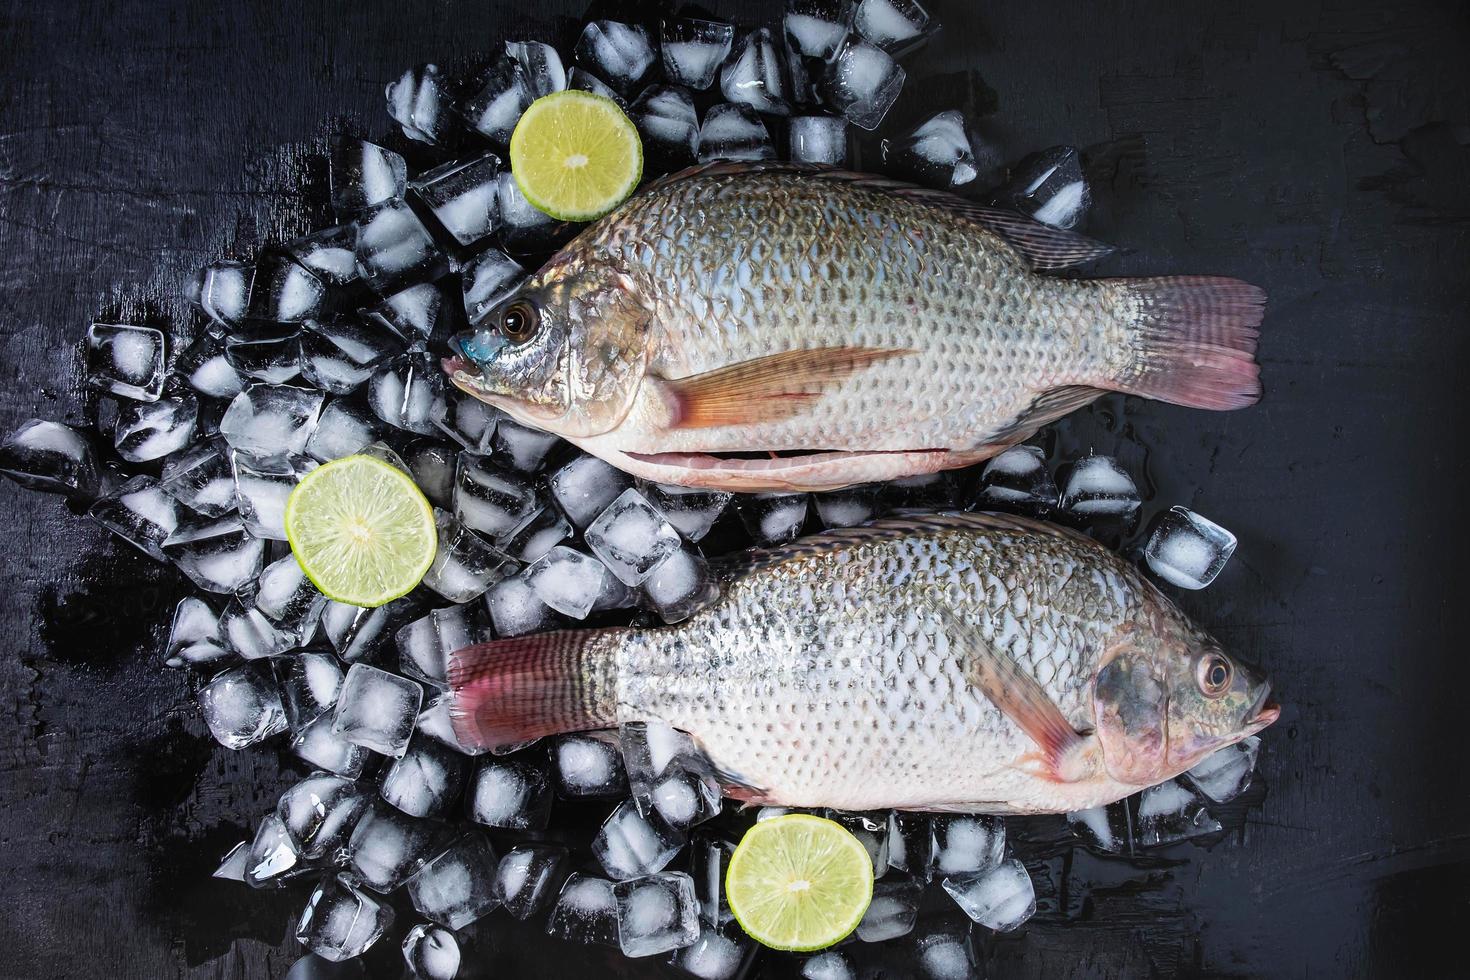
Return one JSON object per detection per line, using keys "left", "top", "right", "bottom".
{"left": 641, "top": 162, "right": 1116, "bottom": 272}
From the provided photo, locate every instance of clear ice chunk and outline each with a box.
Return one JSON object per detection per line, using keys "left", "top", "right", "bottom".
{"left": 814, "top": 483, "right": 882, "bottom": 527}
{"left": 467, "top": 753, "right": 554, "bottom": 829}
{"left": 198, "top": 661, "right": 288, "bottom": 749}
{"left": 1183, "top": 735, "right": 1260, "bottom": 803}
{"left": 160, "top": 437, "right": 237, "bottom": 517}
{"left": 1059, "top": 455, "right": 1140, "bottom": 517}
{"left": 856, "top": 877, "right": 922, "bottom": 941}
{"left": 976, "top": 444, "right": 1056, "bottom": 512}
{"left": 299, "top": 318, "right": 404, "bottom": 395}
{"left": 525, "top": 545, "right": 609, "bottom": 619}
{"left": 688, "top": 834, "right": 736, "bottom": 928}
{"left": 942, "top": 858, "right": 1036, "bottom": 932}
{"left": 85, "top": 322, "right": 165, "bottom": 402}
{"left": 406, "top": 832, "right": 500, "bottom": 930}
{"left": 304, "top": 399, "right": 387, "bottom": 463}
{"left": 996, "top": 146, "right": 1089, "bottom": 230}
{"left": 614, "top": 871, "right": 700, "bottom": 958}
{"left": 789, "top": 115, "right": 848, "bottom": 165}
{"left": 495, "top": 170, "right": 575, "bottom": 256}
{"left": 278, "top": 773, "right": 371, "bottom": 860}
{"left": 176, "top": 335, "right": 246, "bottom": 400}
{"left": 824, "top": 810, "right": 890, "bottom": 877}
{"left": 346, "top": 801, "right": 445, "bottom": 892}
{"left": 164, "top": 596, "right": 230, "bottom": 668}
{"left": 549, "top": 453, "right": 632, "bottom": 529}
{"left": 697, "top": 103, "right": 775, "bottom": 162}
{"left": 1143, "top": 506, "right": 1238, "bottom": 590}
{"left": 568, "top": 67, "right": 623, "bottom": 104}
{"left": 279, "top": 650, "right": 345, "bottom": 731}
{"left": 1135, "top": 779, "right": 1223, "bottom": 847}
{"left": 546, "top": 872, "right": 619, "bottom": 946}
{"left": 631, "top": 85, "right": 701, "bottom": 164}
{"left": 460, "top": 57, "right": 532, "bottom": 146}
{"left": 673, "top": 922, "right": 753, "bottom": 980}
{"left": 250, "top": 252, "right": 328, "bottom": 323}
{"left": 285, "top": 224, "right": 363, "bottom": 289}
{"left": 786, "top": 1, "right": 855, "bottom": 60}
{"left": 0, "top": 419, "right": 101, "bottom": 498}
{"left": 493, "top": 844, "right": 567, "bottom": 920}
{"left": 661, "top": 19, "right": 735, "bottom": 91}
{"left": 490, "top": 417, "right": 560, "bottom": 474}
{"left": 854, "top": 0, "right": 937, "bottom": 54}
{"left": 575, "top": 21, "right": 656, "bottom": 94}
{"left": 887, "top": 811, "right": 934, "bottom": 879}
{"left": 454, "top": 452, "right": 541, "bottom": 540}
{"left": 363, "top": 280, "right": 449, "bottom": 346}
{"left": 439, "top": 394, "right": 500, "bottom": 454}
{"left": 594, "top": 798, "right": 687, "bottom": 881}
{"left": 422, "top": 509, "right": 516, "bottom": 603}
{"left": 640, "top": 482, "right": 731, "bottom": 543}
{"left": 213, "top": 840, "right": 249, "bottom": 882}
{"left": 506, "top": 40, "right": 567, "bottom": 99}
{"left": 290, "top": 712, "right": 371, "bottom": 778}
{"left": 801, "top": 950, "right": 858, "bottom": 980}
{"left": 296, "top": 875, "right": 394, "bottom": 962}
{"left": 484, "top": 573, "right": 559, "bottom": 637}
{"left": 386, "top": 63, "right": 452, "bottom": 144}
{"left": 187, "top": 261, "right": 254, "bottom": 330}
{"left": 88, "top": 475, "right": 181, "bottom": 560}
{"left": 552, "top": 733, "right": 628, "bottom": 799}
{"left": 932, "top": 814, "right": 1005, "bottom": 876}
{"left": 461, "top": 247, "right": 527, "bottom": 326}
{"left": 403, "top": 440, "right": 454, "bottom": 509}
{"left": 586, "top": 487, "right": 682, "bottom": 586}
{"left": 114, "top": 394, "right": 198, "bottom": 463}
{"left": 332, "top": 664, "right": 424, "bottom": 757}
{"left": 380, "top": 733, "right": 468, "bottom": 819}
{"left": 881, "top": 109, "right": 979, "bottom": 188}
{"left": 368, "top": 355, "right": 449, "bottom": 435}
{"left": 232, "top": 450, "right": 314, "bottom": 540}
{"left": 737, "top": 491, "right": 808, "bottom": 543}
{"left": 721, "top": 28, "right": 791, "bottom": 115}
{"left": 820, "top": 36, "right": 905, "bottom": 131}
{"left": 354, "top": 200, "right": 442, "bottom": 292}
{"left": 397, "top": 604, "right": 485, "bottom": 688}
{"left": 220, "top": 596, "right": 302, "bottom": 659}
{"left": 651, "top": 768, "right": 721, "bottom": 832}
{"left": 911, "top": 919, "right": 978, "bottom": 979}
{"left": 331, "top": 139, "right": 407, "bottom": 218}
{"left": 402, "top": 923, "right": 460, "bottom": 980}
{"left": 225, "top": 330, "right": 303, "bottom": 385}
{"left": 324, "top": 592, "right": 427, "bottom": 663}
{"left": 643, "top": 546, "right": 719, "bottom": 624}
{"left": 219, "top": 383, "right": 325, "bottom": 457}
{"left": 411, "top": 152, "right": 502, "bottom": 247}
{"left": 163, "top": 513, "right": 264, "bottom": 593}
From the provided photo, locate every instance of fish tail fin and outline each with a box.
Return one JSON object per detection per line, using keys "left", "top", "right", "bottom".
{"left": 1104, "top": 275, "right": 1265, "bottom": 410}
{"left": 448, "top": 629, "right": 623, "bottom": 752}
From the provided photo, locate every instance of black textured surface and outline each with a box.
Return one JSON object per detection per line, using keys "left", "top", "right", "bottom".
{"left": 1, "top": 1, "right": 1467, "bottom": 978}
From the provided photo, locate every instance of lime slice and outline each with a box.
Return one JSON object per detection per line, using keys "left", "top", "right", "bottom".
{"left": 283, "top": 454, "right": 436, "bottom": 607}
{"left": 509, "top": 90, "right": 643, "bottom": 221}
{"left": 725, "top": 814, "right": 874, "bottom": 952}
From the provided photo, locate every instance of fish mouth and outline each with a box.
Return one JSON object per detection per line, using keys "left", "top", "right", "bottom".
{"left": 1246, "top": 683, "right": 1280, "bottom": 730}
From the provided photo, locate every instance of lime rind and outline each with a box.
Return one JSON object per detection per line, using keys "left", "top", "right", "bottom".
{"left": 283, "top": 454, "right": 436, "bottom": 608}
{"left": 725, "top": 814, "right": 875, "bottom": 952}
{"left": 510, "top": 90, "right": 643, "bottom": 222}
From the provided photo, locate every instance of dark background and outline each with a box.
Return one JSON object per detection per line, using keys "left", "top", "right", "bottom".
{"left": 1, "top": 0, "right": 1467, "bottom": 977}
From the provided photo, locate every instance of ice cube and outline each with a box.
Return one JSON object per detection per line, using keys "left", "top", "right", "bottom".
{"left": 631, "top": 85, "right": 701, "bottom": 165}
{"left": 788, "top": 115, "right": 848, "bottom": 165}
{"left": 467, "top": 752, "right": 554, "bottom": 829}
{"left": 158, "top": 437, "right": 235, "bottom": 516}
{"left": 362, "top": 280, "right": 449, "bottom": 346}
{"left": 0, "top": 419, "right": 101, "bottom": 498}
{"left": 187, "top": 261, "right": 254, "bottom": 330}
{"left": 411, "top": 152, "right": 502, "bottom": 247}
{"left": 911, "top": 919, "right": 978, "bottom": 979}
{"left": 249, "top": 252, "right": 328, "bottom": 323}
{"left": 285, "top": 224, "right": 364, "bottom": 289}
{"left": 220, "top": 596, "right": 303, "bottom": 659}
{"left": 369, "top": 355, "right": 449, "bottom": 435}
{"left": 585, "top": 488, "right": 682, "bottom": 586}
{"left": 224, "top": 330, "right": 304, "bottom": 385}
{"left": 673, "top": 922, "right": 753, "bottom": 979}
{"left": 643, "top": 546, "right": 719, "bottom": 624}
{"left": 290, "top": 712, "right": 372, "bottom": 777}
{"left": 454, "top": 453, "right": 541, "bottom": 539}
{"left": 639, "top": 483, "right": 731, "bottom": 543}
{"left": 403, "top": 440, "right": 455, "bottom": 509}
{"left": 439, "top": 395, "right": 499, "bottom": 454}
{"left": 661, "top": 19, "right": 734, "bottom": 91}
{"left": 111, "top": 395, "right": 197, "bottom": 464}
{"left": 786, "top": 1, "right": 855, "bottom": 60}
{"left": 422, "top": 510, "right": 516, "bottom": 604}
{"left": 347, "top": 802, "right": 446, "bottom": 892}
{"left": 406, "top": 832, "right": 500, "bottom": 929}
{"left": 164, "top": 597, "right": 230, "bottom": 668}
{"left": 820, "top": 36, "right": 905, "bottom": 131}
{"left": 397, "top": 605, "right": 484, "bottom": 689}
{"left": 163, "top": 513, "right": 264, "bottom": 593}
{"left": 575, "top": 21, "right": 655, "bottom": 94}
{"left": 882, "top": 471, "right": 959, "bottom": 511}
{"left": 484, "top": 573, "right": 559, "bottom": 636}
{"left": 304, "top": 399, "right": 386, "bottom": 462}
{"left": 88, "top": 475, "right": 182, "bottom": 560}
{"left": 593, "top": 569, "right": 638, "bottom": 613}
{"left": 507, "top": 40, "right": 567, "bottom": 99}
{"left": 402, "top": 923, "right": 459, "bottom": 980}
{"left": 296, "top": 875, "right": 394, "bottom": 961}
{"left": 198, "top": 662, "right": 288, "bottom": 749}
{"left": 1059, "top": 455, "right": 1140, "bottom": 517}
{"left": 176, "top": 335, "right": 246, "bottom": 399}
{"left": 332, "top": 664, "right": 423, "bottom": 757}
{"left": 857, "top": 877, "right": 922, "bottom": 941}
{"left": 595, "top": 799, "right": 687, "bottom": 881}
{"left": 651, "top": 769, "right": 721, "bottom": 832}
{"left": 380, "top": 734, "right": 469, "bottom": 818}
{"left": 549, "top": 454, "right": 632, "bottom": 529}
{"left": 279, "top": 651, "right": 345, "bottom": 730}
{"left": 995, "top": 146, "right": 1089, "bottom": 230}
{"left": 416, "top": 693, "right": 488, "bottom": 757}
{"left": 552, "top": 733, "right": 628, "bottom": 799}
{"left": 697, "top": 103, "right": 775, "bottom": 162}
{"left": 489, "top": 417, "right": 559, "bottom": 473}
{"left": 213, "top": 840, "right": 249, "bottom": 882}
{"left": 1135, "top": 779, "right": 1223, "bottom": 847}
{"left": 220, "top": 383, "right": 325, "bottom": 457}
{"left": 459, "top": 57, "right": 533, "bottom": 146}
{"left": 801, "top": 950, "right": 858, "bottom": 980}
{"left": 354, "top": 200, "right": 442, "bottom": 291}
{"left": 814, "top": 483, "right": 882, "bottom": 527}
{"left": 737, "top": 492, "right": 808, "bottom": 543}
{"left": 854, "top": 0, "right": 937, "bottom": 54}
{"left": 568, "top": 67, "right": 623, "bottom": 104}
{"left": 825, "top": 810, "right": 890, "bottom": 877}
{"left": 461, "top": 248, "right": 527, "bottom": 326}
{"left": 887, "top": 811, "right": 934, "bottom": 879}
{"left": 496, "top": 170, "right": 576, "bottom": 256}
{"left": 1183, "top": 735, "right": 1260, "bottom": 804}
{"left": 331, "top": 139, "right": 407, "bottom": 218}
{"left": 942, "top": 858, "right": 1036, "bottom": 932}
{"left": 86, "top": 322, "right": 165, "bottom": 402}
{"left": 721, "top": 28, "right": 791, "bottom": 116}
{"left": 494, "top": 844, "right": 567, "bottom": 919}
{"left": 525, "top": 545, "right": 609, "bottom": 619}
{"left": 1065, "top": 802, "right": 1130, "bottom": 853}
{"left": 232, "top": 451, "right": 314, "bottom": 540}
{"left": 387, "top": 63, "right": 452, "bottom": 144}
{"left": 277, "top": 773, "right": 371, "bottom": 860}
{"left": 881, "top": 109, "right": 981, "bottom": 188}
{"left": 976, "top": 445, "right": 1056, "bottom": 512}
{"left": 546, "top": 872, "right": 619, "bottom": 945}
{"left": 932, "top": 814, "right": 1004, "bottom": 876}
{"left": 688, "top": 834, "right": 736, "bottom": 927}
{"left": 614, "top": 871, "right": 700, "bottom": 958}
{"left": 300, "top": 318, "right": 404, "bottom": 394}
{"left": 1143, "top": 506, "right": 1238, "bottom": 590}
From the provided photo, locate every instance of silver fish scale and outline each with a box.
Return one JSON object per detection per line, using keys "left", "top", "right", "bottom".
{"left": 611, "top": 518, "right": 1153, "bottom": 811}
{"left": 578, "top": 169, "right": 1134, "bottom": 453}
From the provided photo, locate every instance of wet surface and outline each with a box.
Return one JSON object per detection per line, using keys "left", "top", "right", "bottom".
{"left": 1, "top": 0, "right": 1467, "bottom": 977}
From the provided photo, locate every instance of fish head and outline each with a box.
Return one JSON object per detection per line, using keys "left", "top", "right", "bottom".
{"left": 445, "top": 261, "right": 652, "bottom": 438}
{"left": 1093, "top": 619, "right": 1278, "bottom": 785}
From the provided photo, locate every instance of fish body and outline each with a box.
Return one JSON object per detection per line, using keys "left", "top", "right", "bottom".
{"left": 449, "top": 513, "right": 1277, "bottom": 814}
{"left": 447, "top": 163, "right": 1265, "bottom": 491}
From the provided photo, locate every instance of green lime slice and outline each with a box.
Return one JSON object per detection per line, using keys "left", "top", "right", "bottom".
{"left": 283, "top": 454, "right": 436, "bottom": 607}
{"left": 509, "top": 90, "right": 643, "bottom": 222}
{"left": 725, "top": 814, "right": 875, "bottom": 952}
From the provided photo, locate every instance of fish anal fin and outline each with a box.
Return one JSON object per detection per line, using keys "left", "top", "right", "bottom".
{"left": 660, "top": 347, "right": 911, "bottom": 429}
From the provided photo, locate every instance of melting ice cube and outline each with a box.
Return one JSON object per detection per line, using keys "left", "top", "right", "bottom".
{"left": 586, "top": 488, "right": 682, "bottom": 586}
{"left": 459, "top": 57, "right": 533, "bottom": 146}
{"left": 661, "top": 19, "right": 735, "bottom": 91}
{"left": 931, "top": 814, "right": 1005, "bottom": 876}
{"left": 198, "top": 662, "right": 288, "bottom": 749}
{"left": 176, "top": 336, "right": 246, "bottom": 400}
{"left": 788, "top": 115, "right": 849, "bottom": 165}
{"left": 299, "top": 318, "right": 404, "bottom": 395}
{"left": 1183, "top": 735, "right": 1260, "bottom": 804}
{"left": 1058, "top": 455, "right": 1140, "bottom": 517}
{"left": 379, "top": 734, "right": 468, "bottom": 819}
{"left": 976, "top": 444, "right": 1056, "bottom": 513}
{"left": 881, "top": 109, "right": 981, "bottom": 188}
{"left": 461, "top": 248, "right": 527, "bottom": 327}
{"left": 484, "top": 573, "right": 560, "bottom": 637}
{"left": 368, "top": 355, "right": 449, "bottom": 435}
{"left": 595, "top": 799, "right": 687, "bottom": 881}
{"left": 164, "top": 597, "right": 230, "bottom": 668}
{"left": 88, "top": 475, "right": 181, "bottom": 560}
{"left": 1143, "top": 505, "right": 1238, "bottom": 590}
{"left": 411, "top": 152, "right": 503, "bottom": 247}
{"left": 941, "top": 857, "right": 1037, "bottom": 932}
{"left": 546, "top": 872, "right": 620, "bottom": 946}
{"left": 0, "top": 419, "right": 101, "bottom": 499}
{"left": 506, "top": 40, "right": 567, "bottom": 99}
{"left": 613, "top": 871, "right": 700, "bottom": 958}
{"left": 303, "top": 399, "right": 387, "bottom": 463}
{"left": 995, "top": 146, "right": 1090, "bottom": 230}
{"left": 494, "top": 844, "right": 567, "bottom": 919}
{"left": 332, "top": 664, "right": 423, "bottom": 758}
{"left": 277, "top": 773, "right": 370, "bottom": 860}
{"left": 402, "top": 923, "right": 460, "bottom": 980}
{"left": 854, "top": 0, "right": 938, "bottom": 54}
{"left": 163, "top": 513, "right": 264, "bottom": 594}
{"left": 386, "top": 63, "right": 452, "bottom": 144}
{"left": 219, "top": 383, "right": 325, "bottom": 458}
{"left": 720, "top": 27, "right": 791, "bottom": 116}
{"left": 346, "top": 801, "right": 446, "bottom": 892}
{"left": 737, "top": 491, "right": 809, "bottom": 543}
{"left": 553, "top": 733, "right": 629, "bottom": 799}
{"left": 820, "top": 36, "right": 905, "bottom": 131}
{"left": 405, "top": 832, "right": 501, "bottom": 930}
{"left": 856, "top": 877, "right": 922, "bottom": 941}
{"left": 1135, "top": 779, "right": 1224, "bottom": 847}
{"left": 697, "top": 103, "right": 775, "bottom": 162}
{"left": 575, "top": 21, "right": 655, "bottom": 94}
{"left": 85, "top": 323, "right": 165, "bottom": 402}
{"left": 330, "top": 139, "right": 407, "bottom": 218}
{"left": 295, "top": 875, "right": 394, "bottom": 962}
{"left": 354, "top": 200, "right": 442, "bottom": 291}
{"left": 631, "top": 85, "right": 701, "bottom": 165}
{"left": 549, "top": 453, "right": 633, "bottom": 529}
{"left": 114, "top": 395, "right": 198, "bottom": 463}
{"left": 467, "top": 753, "right": 554, "bottom": 830}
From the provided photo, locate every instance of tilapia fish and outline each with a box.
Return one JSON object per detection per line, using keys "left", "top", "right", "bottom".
{"left": 449, "top": 513, "right": 1278, "bottom": 814}
{"left": 445, "top": 162, "right": 1266, "bottom": 492}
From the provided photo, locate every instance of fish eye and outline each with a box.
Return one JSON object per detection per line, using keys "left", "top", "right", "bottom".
{"left": 500, "top": 301, "right": 539, "bottom": 344}
{"left": 1196, "top": 654, "right": 1232, "bottom": 698}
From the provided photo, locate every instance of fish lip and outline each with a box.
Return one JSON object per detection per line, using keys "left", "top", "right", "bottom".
{"left": 441, "top": 355, "right": 471, "bottom": 377}
{"left": 1246, "top": 683, "right": 1280, "bottom": 729}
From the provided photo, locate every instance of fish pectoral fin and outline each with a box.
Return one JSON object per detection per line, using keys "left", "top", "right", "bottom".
{"left": 657, "top": 347, "right": 912, "bottom": 429}
{"left": 938, "top": 608, "right": 1094, "bottom": 782}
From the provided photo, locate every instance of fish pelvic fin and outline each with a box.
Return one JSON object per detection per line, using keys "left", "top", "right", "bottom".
{"left": 448, "top": 630, "right": 623, "bottom": 753}
{"left": 658, "top": 347, "right": 913, "bottom": 429}
{"left": 1107, "top": 275, "right": 1266, "bottom": 410}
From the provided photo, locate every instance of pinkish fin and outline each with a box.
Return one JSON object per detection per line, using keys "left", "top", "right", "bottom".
{"left": 448, "top": 631, "right": 619, "bottom": 752}
{"left": 660, "top": 347, "right": 911, "bottom": 429}
{"left": 1107, "top": 275, "right": 1265, "bottom": 410}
